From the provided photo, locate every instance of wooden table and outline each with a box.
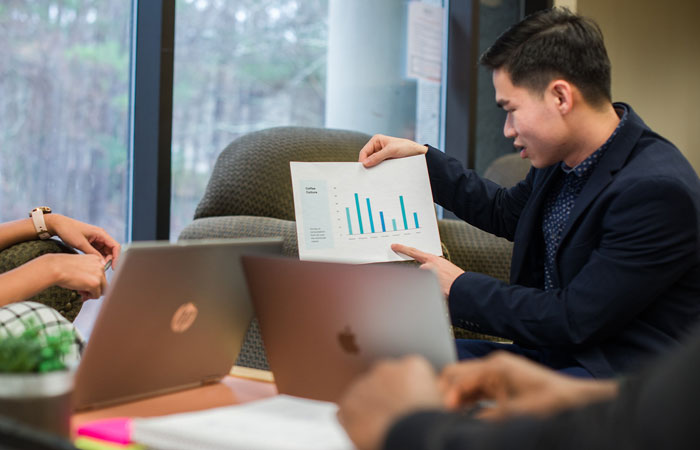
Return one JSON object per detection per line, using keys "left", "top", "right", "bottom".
{"left": 71, "top": 367, "right": 278, "bottom": 437}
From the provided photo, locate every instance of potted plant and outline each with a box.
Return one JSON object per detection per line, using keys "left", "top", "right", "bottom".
{"left": 0, "top": 318, "right": 77, "bottom": 438}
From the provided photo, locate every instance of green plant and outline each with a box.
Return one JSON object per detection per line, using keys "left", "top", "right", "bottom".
{"left": 0, "top": 319, "right": 75, "bottom": 373}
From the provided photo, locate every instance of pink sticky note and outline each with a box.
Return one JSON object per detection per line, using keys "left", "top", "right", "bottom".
{"left": 77, "top": 417, "right": 132, "bottom": 445}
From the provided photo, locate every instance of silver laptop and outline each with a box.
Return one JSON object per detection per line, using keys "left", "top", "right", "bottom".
{"left": 241, "top": 256, "right": 457, "bottom": 402}
{"left": 73, "top": 238, "right": 283, "bottom": 411}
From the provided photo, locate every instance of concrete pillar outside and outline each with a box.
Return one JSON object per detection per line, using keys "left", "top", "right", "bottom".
{"left": 326, "top": 0, "right": 417, "bottom": 139}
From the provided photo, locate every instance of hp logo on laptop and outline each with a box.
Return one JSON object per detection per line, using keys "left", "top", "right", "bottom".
{"left": 171, "top": 302, "right": 199, "bottom": 333}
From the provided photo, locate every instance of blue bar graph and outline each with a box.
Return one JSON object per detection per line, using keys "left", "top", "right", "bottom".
{"left": 345, "top": 193, "right": 421, "bottom": 235}
{"left": 346, "top": 208, "right": 353, "bottom": 235}
{"left": 399, "top": 196, "right": 408, "bottom": 230}
{"left": 354, "top": 193, "right": 364, "bottom": 234}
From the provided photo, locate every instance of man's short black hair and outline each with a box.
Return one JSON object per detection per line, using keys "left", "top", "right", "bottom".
{"left": 480, "top": 7, "right": 611, "bottom": 107}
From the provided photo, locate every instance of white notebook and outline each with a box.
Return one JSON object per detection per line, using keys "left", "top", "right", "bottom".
{"left": 131, "top": 395, "right": 354, "bottom": 450}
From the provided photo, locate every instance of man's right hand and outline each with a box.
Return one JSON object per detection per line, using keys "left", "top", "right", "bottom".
{"left": 338, "top": 356, "right": 444, "bottom": 450}
{"left": 41, "top": 253, "right": 108, "bottom": 300}
{"left": 359, "top": 134, "right": 428, "bottom": 168}
{"left": 439, "top": 351, "right": 618, "bottom": 420}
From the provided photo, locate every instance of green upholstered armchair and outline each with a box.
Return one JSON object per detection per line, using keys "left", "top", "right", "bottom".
{"left": 483, "top": 153, "right": 532, "bottom": 188}
{"left": 180, "top": 126, "right": 515, "bottom": 369}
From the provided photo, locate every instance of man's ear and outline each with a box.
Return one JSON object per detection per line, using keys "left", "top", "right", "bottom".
{"left": 548, "top": 79, "right": 573, "bottom": 115}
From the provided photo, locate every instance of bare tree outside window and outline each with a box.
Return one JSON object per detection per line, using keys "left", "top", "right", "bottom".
{"left": 1, "top": 0, "right": 330, "bottom": 241}
{"left": 0, "top": 1, "right": 131, "bottom": 241}
{"left": 170, "top": 0, "right": 328, "bottom": 238}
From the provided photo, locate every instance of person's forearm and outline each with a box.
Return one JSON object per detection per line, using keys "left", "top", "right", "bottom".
{"left": 0, "top": 256, "right": 59, "bottom": 307}
{"left": 560, "top": 379, "right": 618, "bottom": 410}
{"left": 0, "top": 218, "right": 43, "bottom": 251}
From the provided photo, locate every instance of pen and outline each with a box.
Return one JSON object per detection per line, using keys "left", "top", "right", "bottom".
{"left": 104, "top": 260, "right": 112, "bottom": 272}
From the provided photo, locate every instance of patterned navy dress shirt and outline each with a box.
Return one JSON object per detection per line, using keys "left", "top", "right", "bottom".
{"left": 542, "top": 106, "right": 629, "bottom": 291}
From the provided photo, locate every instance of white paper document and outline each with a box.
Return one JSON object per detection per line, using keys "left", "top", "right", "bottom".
{"left": 290, "top": 155, "right": 442, "bottom": 263}
{"left": 131, "top": 395, "right": 354, "bottom": 450}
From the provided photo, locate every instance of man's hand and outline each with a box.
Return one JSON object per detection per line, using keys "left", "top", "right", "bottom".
{"left": 391, "top": 244, "right": 464, "bottom": 297}
{"left": 338, "top": 356, "right": 444, "bottom": 450}
{"left": 40, "top": 253, "right": 108, "bottom": 300}
{"left": 440, "top": 351, "right": 618, "bottom": 420}
{"left": 359, "top": 134, "right": 428, "bottom": 168}
{"left": 45, "top": 214, "right": 121, "bottom": 268}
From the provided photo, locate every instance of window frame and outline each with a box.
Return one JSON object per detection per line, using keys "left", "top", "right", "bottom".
{"left": 128, "top": 0, "right": 175, "bottom": 241}
{"left": 128, "top": 0, "right": 551, "bottom": 238}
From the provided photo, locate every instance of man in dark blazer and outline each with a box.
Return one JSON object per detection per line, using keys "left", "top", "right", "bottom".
{"left": 359, "top": 7, "right": 700, "bottom": 377}
{"left": 337, "top": 329, "right": 700, "bottom": 450}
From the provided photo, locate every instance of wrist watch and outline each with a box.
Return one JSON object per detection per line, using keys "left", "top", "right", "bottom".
{"left": 29, "top": 206, "right": 52, "bottom": 240}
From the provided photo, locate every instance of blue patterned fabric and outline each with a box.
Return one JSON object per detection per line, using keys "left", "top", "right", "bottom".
{"left": 542, "top": 106, "right": 628, "bottom": 290}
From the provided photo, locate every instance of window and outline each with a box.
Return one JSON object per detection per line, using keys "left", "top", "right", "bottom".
{"left": 170, "top": 0, "right": 445, "bottom": 238}
{"left": 2, "top": 1, "right": 542, "bottom": 242}
{"left": 0, "top": 1, "right": 132, "bottom": 241}
{"left": 171, "top": 0, "right": 329, "bottom": 238}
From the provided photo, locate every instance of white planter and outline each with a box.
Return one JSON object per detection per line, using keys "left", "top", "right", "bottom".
{"left": 0, "top": 370, "right": 74, "bottom": 438}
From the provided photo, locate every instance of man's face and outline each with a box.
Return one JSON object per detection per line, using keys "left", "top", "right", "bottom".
{"left": 492, "top": 69, "right": 568, "bottom": 169}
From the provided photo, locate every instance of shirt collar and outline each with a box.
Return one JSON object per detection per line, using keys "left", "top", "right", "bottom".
{"left": 561, "top": 105, "right": 629, "bottom": 177}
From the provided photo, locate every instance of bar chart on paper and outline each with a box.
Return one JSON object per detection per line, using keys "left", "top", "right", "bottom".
{"left": 290, "top": 155, "right": 442, "bottom": 263}
{"left": 344, "top": 194, "right": 421, "bottom": 236}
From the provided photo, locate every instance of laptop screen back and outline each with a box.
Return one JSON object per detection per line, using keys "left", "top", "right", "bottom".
{"left": 242, "top": 256, "right": 456, "bottom": 402}
{"left": 73, "top": 238, "right": 283, "bottom": 410}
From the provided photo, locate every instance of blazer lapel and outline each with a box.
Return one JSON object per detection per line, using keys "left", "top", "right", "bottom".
{"left": 557, "top": 106, "right": 646, "bottom": 251}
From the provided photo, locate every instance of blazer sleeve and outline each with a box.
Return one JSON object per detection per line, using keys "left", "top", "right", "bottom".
{"left": 448, "top": 175, "right": 700, "bottom": 347}
{"left": 425, "top": 146, "right": 531, "bottom": 241}
{"left": 382, "top": 403, "right": 624, "bottom": 450}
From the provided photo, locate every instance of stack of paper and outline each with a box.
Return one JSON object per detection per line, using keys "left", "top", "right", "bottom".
{"left": 131, "top": 395, "right": 354, "bottom": 450}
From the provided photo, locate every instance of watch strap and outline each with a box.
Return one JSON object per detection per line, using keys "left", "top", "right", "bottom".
{"left": 30, "top": 207, "right": 52, "bottom": 240}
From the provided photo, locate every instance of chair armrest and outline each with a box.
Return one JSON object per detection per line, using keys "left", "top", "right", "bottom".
{"left": 438, "top": 219, "right": 512, "bottom": 282}
{"left": 0, "top": 240, "right": 81, "bottom": 322}
{"left": 179, "top": 216, "right": 299, "bottom": 257}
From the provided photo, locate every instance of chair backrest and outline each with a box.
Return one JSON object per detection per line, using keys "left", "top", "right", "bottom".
{"left": 483, "top": 153, "right": 532, "bottom": 188}
{"left": 194, "top": 126, "right": 371, "bottom": 222}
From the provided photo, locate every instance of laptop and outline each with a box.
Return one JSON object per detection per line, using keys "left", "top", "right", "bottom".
{"left": 73, "top": 238, "right": 283, "bottom": 411}
{"left": 241, "top": 256, "right": 457, "bottom": 402}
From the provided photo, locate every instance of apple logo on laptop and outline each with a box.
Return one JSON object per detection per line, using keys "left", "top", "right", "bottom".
{"left": 171, "top": 302, "right": 198, "bottom": 333}
{"left": 338, "top": 326, "right": 360, "bottom": 355}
